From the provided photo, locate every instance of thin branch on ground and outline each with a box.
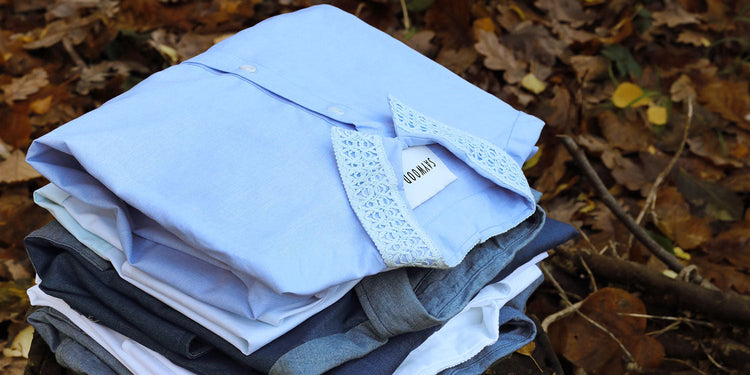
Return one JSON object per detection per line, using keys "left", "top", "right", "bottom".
{"left": 701, "top": 344, "right": 733, "bottom": 374}
{"left": 557, "top": 134, "right": 715, "bottom": 289}
{"left": 556, "top": 250, "right": 750, "bottom": 326}
{"left": 579, "top": 254, "right": 598, "bottom": 291}
{"left": 541, "top": 301, "right": 583, "bottom": 332}
{"left": 540, "top": 263, "right": 639, "bottom": 369}
{"left": 647, "top": 320, "right": 682, "bottom": 337}
{"left": 663, "top": 358, "right": 709, "bottom": 375}
{"left": 628, "top": 98, "right": 694, "bottom": 249}
{"left": 618, "top": 312, "right": 714, "bottom": 327}
{"left": 399, "top": 0, "right": 411, "bottom": 30}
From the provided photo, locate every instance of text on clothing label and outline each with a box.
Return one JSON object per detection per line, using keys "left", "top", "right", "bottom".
{"left": 401, "top": 146, "right": 457, "bottom": 208}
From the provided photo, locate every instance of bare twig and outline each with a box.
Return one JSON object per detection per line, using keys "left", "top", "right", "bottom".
{"left": 701, "top": 344, "right": 733, "bottom": 374}
{"left": 540, "top": 263, "right": 639, "bottom": 368}
{"left": 62, "top": 37, "right": 87, "bottom": 70}
{"left": 399, "top": 0, "right": 411, "bottom": 30}
{"left": 557, "top": 134, "right": 713, "bottom": 288}
{"left": 663, "top": 358, "right": 709, "bottom": 375}
{"left": 636, "top": 99, "right": 693, "bottom": 225}
{"left": 628, "top": 98, "right": 694, "bottom": 249}
{"left": 557, "top": 250, "right": 750, "bottom": 326}
{"left": 647, "top": 320, "right": 682, "bottom": 337}
{"left": 541, "top": 301, "right": 583, "bottom": 332}
{"left": 579, "top": 255, "right": 598, "bottom": 291}
{"left": 619, "top": 312, "right": 714, "bottom": 327}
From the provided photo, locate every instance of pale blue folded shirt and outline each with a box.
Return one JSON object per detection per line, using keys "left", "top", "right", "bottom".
{"left": 27, "top": 1, "right": 543, "bottom": 332}
{"left": 26, "top": 4, "right": 551, "bottom": 373}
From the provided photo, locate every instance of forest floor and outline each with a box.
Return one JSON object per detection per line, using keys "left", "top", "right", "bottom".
{"left": 1, "top": 0, "right": 750, "bottom": 374}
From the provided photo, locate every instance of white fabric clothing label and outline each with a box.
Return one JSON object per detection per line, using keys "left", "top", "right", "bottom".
{"left": 401, "top": 146, "right": 457, "bottom": 208}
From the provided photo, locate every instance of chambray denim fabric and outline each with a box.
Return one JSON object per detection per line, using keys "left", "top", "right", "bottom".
{"left": 25, "top": 220, "right": 261, "bottom": 375}
{"left": 26, "top": 4, "right": 545, "bottom": 322}
{"left": 28, "top": 307, "right": 131, "bottom": 375}
{"left": 28, "top": 284, "right": 196, "bottom": 375}
{"left": 439, "top": 276, "right": 542, "bottom": 375}
{"left": 327, "top": 217, "right": 577, "bottom": 375}
{"left": 395, "top": 274, "right": 543, "bottom": 375}
{"left": 34, "top": 184, "right": 358, "bottom": 355}
{"left": 264, "top": 209, "right": 546, "bottom": 375}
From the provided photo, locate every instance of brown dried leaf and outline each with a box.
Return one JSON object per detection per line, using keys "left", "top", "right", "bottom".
{"left": 534, "top": 0, "right": 586, "bottom": 26}
{"left": 568, "top": 55, "right": 609, "bottom": 83}
{"left": 0, "top": 354, "right": 27, "bottom": 375}
{"left": 676, "top": 30, "right": 710, "bottom": 47}
{"left": 0, "top": 188, "right": 51, "bottom": 249}
{"left": 75, "top": 61, "right": 149, "bottom": 95}
{"left": 551, "top": 23, "right": 598, "bottom": 46}
{"left": 698, "top": 79, "right": 750, "bottom": 130}
{"left": 536, "top": 85, "right": 575, "bottom": 129}
{"left": 653, "top": 186, "right": 712, "bottom": 249}
{"left": 501, "top": 85, "right": 535, "bottom": 106}
{"left": 474, "top": 29, "right": 527, "bottom": 83}
{"left": 435, "top": 47, "right": 477, "bottom": 75}
{"left": 722, "top": 169, "right": 750, "bottom": 192}
{"left": 0, "top": 279, "right": 32, "bottom": 322}
{"left": 705, "top": 221, "right": 750, "bottom": 270}
{"left": 602, "top": 149, "right": 648, "bottom": 192}
{"left": 687, "top": 131, "right": 745, "bottom": 168}
{"left": 598, "top": 110, "right": 652, "bottom": 153}
{"left": 0, "top": 258, "right": 33, "bottom": 281}
{"left": 670, "top": 74, "right": 696, "bottom": 103}
{"left": 676, "top": 169, "right": 744, "bottom": 221}
{"left": 693, "top": 256, "right": 750, "bottom": 294}
{"left": 0, "top": 150, "right": 42, "bottom": 184}
{"left": 652, "top": 0, "right": 700, "bottom": 28}
{"left": 501, "top": 21, "right": 566, "bottom": 68}
{"left": 401, "top": 30, "right": 436, "bottom": 57}
{"left": 424, "top": 0, "right": 473, "bottom": 49}
{"left": 0, "top": 102, "right": 31, "bottom": 149}
{"left": 532, "top": 143, "right": 571, "bottom": 193}
{"left": 22, "top": 15, "right": 97, "bottom": 49}
{"left": 0, "top": 67, "right": 48, "bottom": 105}
{"left": 549, "top": 288, "right": 663, "bottom": 374}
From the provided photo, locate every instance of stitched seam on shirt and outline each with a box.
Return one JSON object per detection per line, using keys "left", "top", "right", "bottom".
{"left": 502, "top": 110, "right": 522, "bottom": 151}
{"left": 183, "top": 61, "right": 348, "bottom": 130}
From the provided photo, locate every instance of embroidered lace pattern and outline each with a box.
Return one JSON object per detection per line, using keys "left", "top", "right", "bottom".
{"left": 388, "top": 96, "right": 534, "bottom": 206}
{"left": 330, "top": 127, "right": 447, "bottom": 268}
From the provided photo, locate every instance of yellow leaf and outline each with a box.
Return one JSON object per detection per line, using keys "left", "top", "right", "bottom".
{"left": 517, "top": 342, "right": 543, "bottom": 372}
{"left": 155, "top": 44, "right": 179, "bottom": 64}
{"left": 522, "top": 145, "right": 542, "bottom": 170}
{"left": 521, "top": 73, "right": 546, "bottom": 94}
{"left": 611, "top": 82, "right": 651, "bottom": 108}
{"left": 663, "top": 269, "right": 678, "bottom": 279}
{"left": 517, "top": 342, "right": 536, "bottom": 356}
{"left": 647, "top": 105, "right": 668, "bottom": 125}
{"left": 472, "top": 17, "right": 495, "bottom": 40}
{"left": 30, "top": 95, "right": 53, "bottom": 115}
{"left": 673, "top": 246, "right": 691, "bottom": 260}
{"left": 2, "top": 325, "right": 34, "bottom": 358}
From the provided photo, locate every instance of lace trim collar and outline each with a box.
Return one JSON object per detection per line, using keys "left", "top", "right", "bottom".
{"left": 331, "top": 97, "right": 535, "bottom": 269}
{"left": 331, "top": 127, "right": 446, "bottom": 268}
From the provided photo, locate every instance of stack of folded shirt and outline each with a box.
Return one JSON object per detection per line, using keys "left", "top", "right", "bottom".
{"left": 22, "top": 5, "right": 578, "bottom": 375}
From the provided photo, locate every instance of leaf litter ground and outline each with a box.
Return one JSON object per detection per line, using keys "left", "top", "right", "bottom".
{"left": 1, "top": 0, "right": 750, "bottom": 373}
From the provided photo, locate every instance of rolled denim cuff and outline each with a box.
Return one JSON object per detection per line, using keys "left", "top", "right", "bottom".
{"left": 356, "top": 269, "right": 442, "bottom": 338}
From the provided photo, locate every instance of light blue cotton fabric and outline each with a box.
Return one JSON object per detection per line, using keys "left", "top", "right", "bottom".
{"left": 33, "top": 184, "right": 357, "bottom": 355}
{"left": 26, "top": 5, "right": 544, "bottom": 317}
